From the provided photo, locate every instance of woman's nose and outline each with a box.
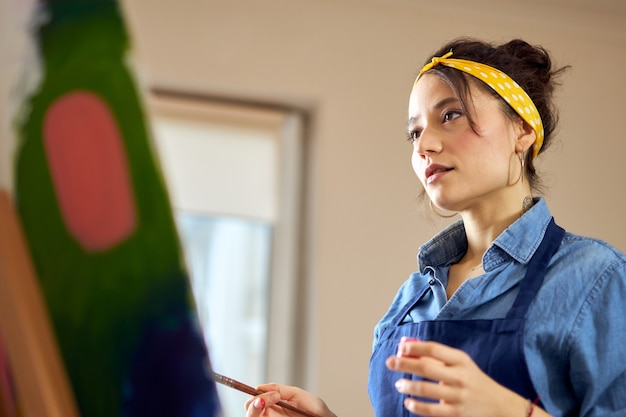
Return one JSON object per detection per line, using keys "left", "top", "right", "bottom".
{"left": 415, "top": 127, "right": 442, "bottom": 156}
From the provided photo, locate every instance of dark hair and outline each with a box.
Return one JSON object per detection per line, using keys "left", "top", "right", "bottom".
{"left": 421, "top": 38, "right": 570, "bottom": 191}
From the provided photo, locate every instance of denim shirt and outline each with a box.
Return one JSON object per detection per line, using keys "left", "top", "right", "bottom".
{"left": 372, "top": 198, "right": 626, "bottom": 417}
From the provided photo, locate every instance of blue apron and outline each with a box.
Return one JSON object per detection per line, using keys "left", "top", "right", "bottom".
{"left": 368, "top": 218, "right": 564, "bottom": 417}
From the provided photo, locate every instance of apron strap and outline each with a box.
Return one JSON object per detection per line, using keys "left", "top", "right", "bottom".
{"left": 506, "top": 217, "right": 565, "bottom": 320}
{"left": 391, "top": 282, "right": 431, "bottom": 326}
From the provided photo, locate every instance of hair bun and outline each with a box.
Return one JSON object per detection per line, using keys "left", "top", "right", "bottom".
{"left": 499, "top": 39, "right": 553, "bottom": 87}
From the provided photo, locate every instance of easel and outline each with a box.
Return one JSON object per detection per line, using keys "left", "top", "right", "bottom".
{"left": 0, "top": 190, "right": 79, "bottom": 417}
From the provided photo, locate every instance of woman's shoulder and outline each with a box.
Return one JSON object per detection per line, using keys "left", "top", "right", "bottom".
{"left": 530, "top": 231, "right": 626, "bottom": 342}
{"left": 541, "top": 230, "right": 626, "bottom": 304}
{"left": 559, "top": 231, "right": 626, "bottom": 268}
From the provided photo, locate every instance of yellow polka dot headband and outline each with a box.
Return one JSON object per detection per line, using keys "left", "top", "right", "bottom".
{"left": 416, "top": 51, "right": 544, "bottom": 159}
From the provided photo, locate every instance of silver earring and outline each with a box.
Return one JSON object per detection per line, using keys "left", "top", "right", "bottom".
{"left": 520, "top": 151, "right": 525, "bottom": 184}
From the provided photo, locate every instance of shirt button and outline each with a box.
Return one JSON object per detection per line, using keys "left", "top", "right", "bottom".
{"left": 428, "top": 279, "right": 436, "bottom": 286}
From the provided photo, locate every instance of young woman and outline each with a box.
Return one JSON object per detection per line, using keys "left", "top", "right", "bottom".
{"left": 244, "top": 38, "right": 626, "bottom": 417}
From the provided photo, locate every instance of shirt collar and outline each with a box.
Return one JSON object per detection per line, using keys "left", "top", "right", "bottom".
{"left": 417, "top": 198, "right": 553, "bottom": 272}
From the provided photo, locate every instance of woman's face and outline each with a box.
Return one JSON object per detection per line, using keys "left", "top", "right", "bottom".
{"left": 408, "top": 74, "right": 522, "bottom": 213}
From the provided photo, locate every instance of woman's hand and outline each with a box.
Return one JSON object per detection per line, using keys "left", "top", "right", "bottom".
{"left": 386, "top": 338, "right": 549, "bottom": 417}
{"left": 244, "top": 383, "right": 337, "bottom": 417}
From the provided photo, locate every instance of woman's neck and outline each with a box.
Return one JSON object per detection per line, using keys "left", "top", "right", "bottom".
{"left": 459, "top": 190, "right": 533, "bottom": 264}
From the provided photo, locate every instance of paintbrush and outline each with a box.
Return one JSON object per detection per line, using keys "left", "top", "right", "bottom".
{"left": 211, "top": 372, "right": 322, "bottom": 417}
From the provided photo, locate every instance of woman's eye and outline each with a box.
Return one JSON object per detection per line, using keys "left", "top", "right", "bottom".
{"left": 407, "top": 130, "right": 421, "bottom": 142}
{"left": 443, "top": 111, "right": 462, "bottom": 122}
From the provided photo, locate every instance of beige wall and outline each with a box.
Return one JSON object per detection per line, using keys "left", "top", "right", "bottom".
{"left": 3, "top": 0, "right": 622, "bottom": 416}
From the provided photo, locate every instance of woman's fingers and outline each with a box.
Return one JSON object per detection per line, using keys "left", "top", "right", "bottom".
{"left": 244, "top": 382, "right": 337, "bottom": 417}
{"left": 399, "top": 339, "right": 469, "bottom": 366}
{"left": 394, "top": 377, "right": 461, "bottom": 403}
{"left": 386, "top": 355, "right": 456, "bottom": 387}
{"left": 244, "top": 391, "right": 281, "bottom": 416}
{"left": 390, "top": 340, "right": 476, "bottom": 385}
{"left": 402, "top": 396, "right": 457, "bottom": 417}
{"left": 386, "top": 339, "right": 537, "bottom": 416}
{"left": 256, "top": 383, "right": 283, "bottom": 393}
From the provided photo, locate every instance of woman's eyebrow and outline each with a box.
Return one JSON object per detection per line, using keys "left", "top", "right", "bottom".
{"left": 408, "top": 96, "right": 460, "bottom": 127}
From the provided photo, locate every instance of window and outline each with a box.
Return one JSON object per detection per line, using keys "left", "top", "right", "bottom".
{"left": 148, "top": 93, "right": 304, "bottom": 417}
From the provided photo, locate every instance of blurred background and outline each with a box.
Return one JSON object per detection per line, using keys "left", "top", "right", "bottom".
{"left": 2, "top": 0, "right": 625, "bottom": 416}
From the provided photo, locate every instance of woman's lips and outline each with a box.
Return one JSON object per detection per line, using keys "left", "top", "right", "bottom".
{"left": 425, "top": 164, "right": 453, "bottom": 184}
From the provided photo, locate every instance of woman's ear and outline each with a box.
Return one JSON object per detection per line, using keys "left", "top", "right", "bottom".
{"left": 515, "top": 119, "right": 537, "bottom": 153}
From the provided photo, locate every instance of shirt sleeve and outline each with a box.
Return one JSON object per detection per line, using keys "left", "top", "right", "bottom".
{"left": 567, "top": 257, "right": 626, "bottom": 417}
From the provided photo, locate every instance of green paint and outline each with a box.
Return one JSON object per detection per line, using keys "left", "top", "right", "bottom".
{"left": 14, "top": 1, "right": 201, "bottom": 415}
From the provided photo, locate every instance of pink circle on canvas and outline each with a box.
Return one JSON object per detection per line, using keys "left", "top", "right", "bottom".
{"left": 43, "top": 90, "right": 136, "bottom": 251}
